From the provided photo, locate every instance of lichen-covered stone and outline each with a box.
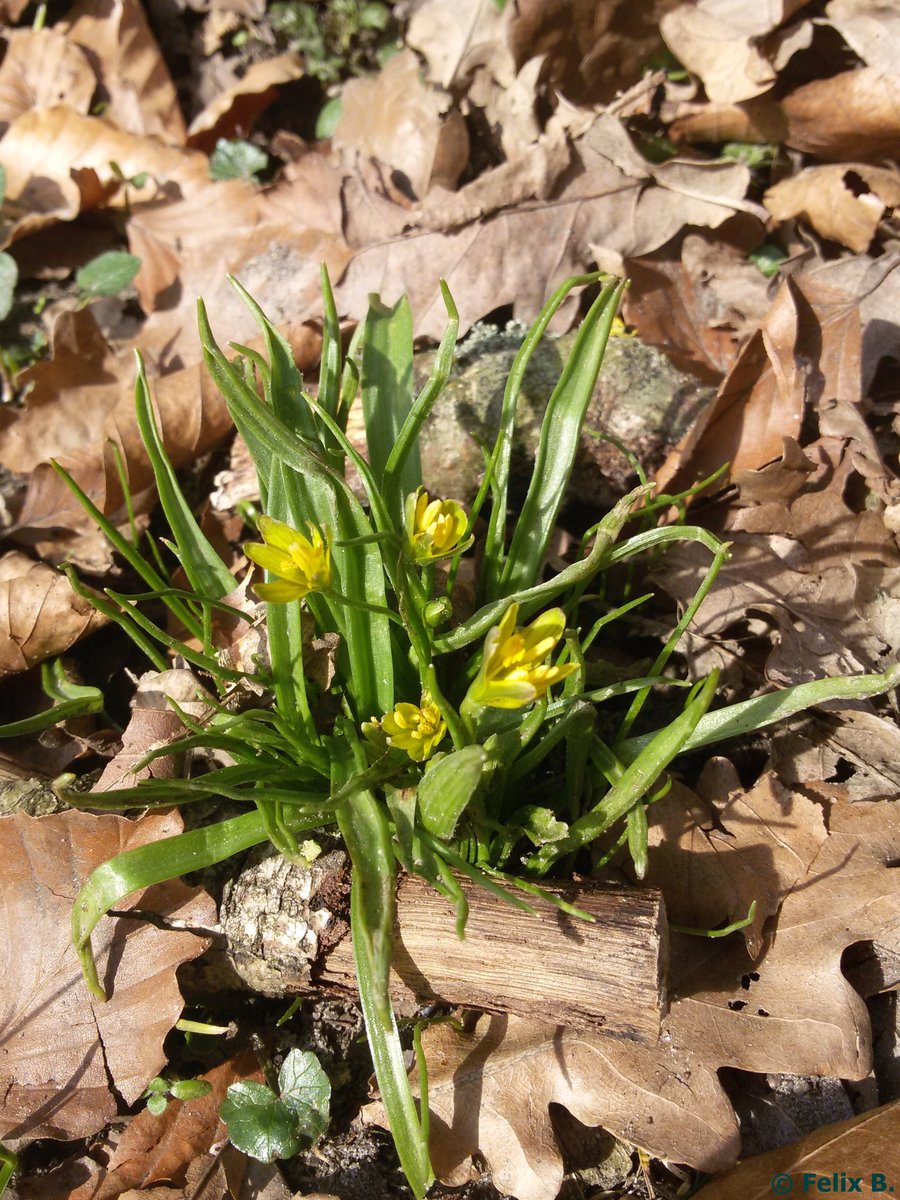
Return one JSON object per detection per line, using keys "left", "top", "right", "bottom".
{"left": 408, "top": 324, "right": 713, "bottom": 510}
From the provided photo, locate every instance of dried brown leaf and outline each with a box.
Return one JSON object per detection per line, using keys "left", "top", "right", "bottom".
{"left": 0, "top": 28, "right": 96, "bottom": 135}
{"left": 65, "top": 1053, "right": 261, "bottom": 1200}
{"left": 772, "top": 708, "right": 900, "bottom": 804}
{"left": 660, "top": 0, "right": 811, "bottom": 103}
{"left": 656, "top": 274, "right": 805, "bottom": 489}
{"left": 60, "top": 0, "right": 187, "bottom": 144}
{"left": 0, "top": 308, "right": 232, "bottom": 568}
{"left": 693, "top": 1100, "right": 900, "bottom": 1199}
{"left": 95, "top": 669, "right": 215, "bottom": 792}
{"left": 765, "top": 164, "right": 900, "bottom": 253}
{"left": 186, "top": 52, "right": 304, "bottom": 149}
{"left": 0, "top": 551, "right": 106, "bottom": 678}
{"left": 0, "top": 809, "right": 215, "bottom": 1142}
{"left": 797, "top": 251, "right": 900, "bottom": 394}
{"left": 398, "top": 794, "right": 900, "bottom": 1198}
{"left": 126, "top": 157, "right": 350, "bottom": 363}
{"left": 506, "top": 0, "right": 678, "bottom": 107}
{"left": 668, "top": 795, "right": 900, "bottom": 1083}
{"left": 674, "top": 68, "right": 900, "bottom": 161}
{"left": 334, "top": 49, "right": 469, "bottom": 200}
{"left": 1, "top": 107, "right": 207, "bottom": 244}
{"left": 386, "top": 1012, "right": 738, "bottom": 1200}
{"left": 824, "top": 0, "right": 900, "bottom": 73}
{"left": 405, "top": 0, "right": 508, "bottom": 90}
{"left": 659, "top": 438, "right": 900, "bottom": 684}
{"left": 338, "top": 115, "right": 761, "bottom": 336}
{"left": 782, "top": 68, "right": 900, "bottom": 161}
{"left": 644, "top": 770, "right": 827, "bottom": 958}
{"left": 623, "top": 221, "right": 771, "bottom": 381}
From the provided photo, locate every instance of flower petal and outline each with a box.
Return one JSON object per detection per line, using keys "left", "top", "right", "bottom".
{"left": 254, "top": 579, "right": 308, "bottom": 603}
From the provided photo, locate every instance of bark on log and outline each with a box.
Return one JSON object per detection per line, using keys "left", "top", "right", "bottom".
{"left": 218, "top": 850, "right": 667, "bottom": 1043}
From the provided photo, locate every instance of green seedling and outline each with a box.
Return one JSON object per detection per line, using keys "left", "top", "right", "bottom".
{"left": 209, "top": 139, "right": 269, "bottom": 182}
{"left": 220, "top": 1049, "right": 331, "bottom": 1162}
{"left": 75, "top": 251, "right": 142, "bottom": 303}
{"left": 45, "top": 266, "right": 898, "bottom": 1197}
{"left": 143, "top": 1074, "right": 214, "bottom": 1116}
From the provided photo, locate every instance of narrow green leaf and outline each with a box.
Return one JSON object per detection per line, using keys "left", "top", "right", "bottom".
{"left": 500, "top": 278, "right": 625, "bottom": 595}
{"left": 72, "top": 807, "right": 323, "bottom": 1001}
{"left": 436, "top": 483, "right": 649, "bottom": 654}
{"left": 618, "top": 662, "right": 900, "bottom": 762}
{"left": 331, "top": 722, "right": 433, "bottom": 1198}
{"left": 133, "top": 354, "right": 235, "bottom": 601}
{"left": 528, "top": 671, "right": 720, "bottom": 873}
{"left": 361, "top": 293, "right": 418, "bottom": 516}
{"left": 0, "top": 659, "right": 104, "bottom": 739}
{"left": 383, "top": 280, "right": 458, "bottom": 508}
{"left": 478, "top": 271, "right": 606, "bottom": 600}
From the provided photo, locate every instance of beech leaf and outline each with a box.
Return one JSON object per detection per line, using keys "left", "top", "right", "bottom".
{"left": 0, "top": 809, "right": 215, "bottom": 1143}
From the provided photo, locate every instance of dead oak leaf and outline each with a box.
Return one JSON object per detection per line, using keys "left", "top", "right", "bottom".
{"left": 655, "top": 273, "right": 805, "bottom": 491}
{"left": 405, "top": 0, "right": 508, "bottom": 91}
{"left": 337, "top": 114, "right": 761, "bottom": 338}
{"left": 399, "top": 796, "right": 900, "bottom": 1198}
{"left": 824, "top": 0, "right": 900, "bottom": 74}
{"left": 64, "top": 1053, "right": 261, "bottom": 1200}
{"left": 1, "top": 308, "right": 232, "bottom": 569}
{"left": 765, "top": 163, "right": 900, "bottom": 253}
{"left": 374, "top": 1011, "right": 739, "bottom": 1200}
{"left": 186, "top": 52, "right": 304, "bottom": 150}
{"left": 671, "top": 68, "right": 900, "bottom": 163}
{"left": 0, "top": 809, "right": 215, "bottom": 1143}
{"left": 643, "top": 769, "right": 827, "bottom": 959}
{"left": 0, "top": 107, "right": 207, "bottom": 245}
{"left": 668, "top": 794, "right": 900, "bottom": 1085}
{"left": 0, "top": 551, "right": 106, "bottom": 678}
{"left": 94, "top": 669, "right": 215, "bottom": 792}
{"left": 507, "top": 0, "right": 678, "bottom": 107}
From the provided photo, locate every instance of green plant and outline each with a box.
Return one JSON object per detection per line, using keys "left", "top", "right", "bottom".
{"left": 54, "top": 268, "right": 900, "bottom": 1194}
{"left": 209, "top": 139, "right": 270, "bottom": 182}
{"left": 220, "top": 1048, "right": 331, "bottom": 1161}
{"left": 143, "top": 1074, "right": 214, "bottom": 1116}
{"left": 75, "top": 250, "right": 142, "bottom": 303}
{"left": 269, "top": 0, "right": 394, "bottom": 84}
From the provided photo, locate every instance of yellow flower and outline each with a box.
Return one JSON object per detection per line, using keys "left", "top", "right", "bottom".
{"left": 466, "top": 603, "right": 577, "bottom": 710}
{"left": 244, "top": 515, "right": 332, "bottom": 603}
{"left": 405, "top": 488, "right": 469, "bottom": 563}
{"left": 380, "top": 692, "right": 447, "bottom": 762}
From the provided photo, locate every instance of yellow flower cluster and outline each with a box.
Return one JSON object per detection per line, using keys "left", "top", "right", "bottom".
{"left": 380, "top": 692, "right": 447, "bottom": 762}
{"left": 244, "top": 515, "right": 332, "bottom": 603}
{"left": 467, "top": 602, "right": 576, "bottom": 710}
{"left": 405, "top": 489, "right": 469, "bottom": 563}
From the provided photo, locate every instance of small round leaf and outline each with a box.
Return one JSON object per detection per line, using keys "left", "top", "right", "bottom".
{"left": 277, "top": 1049, "right": 331, "bottom": 1142}
{"left": 75, "top": 251, "right": 141, "bottom": 298}
{"left": 220, "top": 1082, "right": 300, "bottom": 1163}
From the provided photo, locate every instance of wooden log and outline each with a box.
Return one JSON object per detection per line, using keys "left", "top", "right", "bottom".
{"left": 217, "top": 851, "right": 668, "bottom": 1044}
